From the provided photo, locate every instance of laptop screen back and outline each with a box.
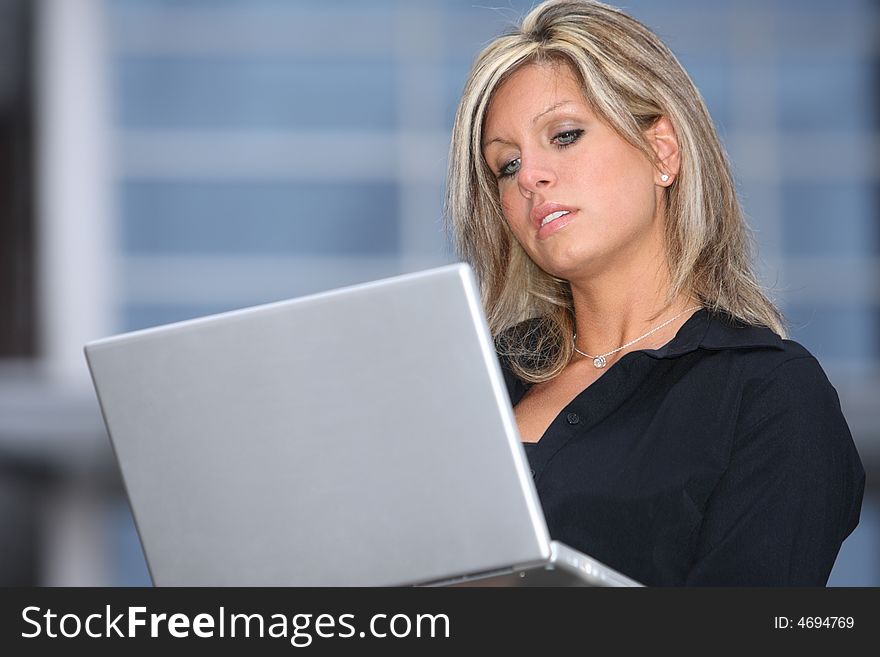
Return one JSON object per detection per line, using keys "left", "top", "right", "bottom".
{"left": 85, "top": 264, "right": 550, "bottom": 586}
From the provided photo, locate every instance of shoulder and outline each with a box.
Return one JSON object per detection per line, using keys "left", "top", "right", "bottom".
{"left": 713, "top": 328, "right": 845, "bottom": 440}
{"left": 696, "top": 310, "right": 827, "bottom": 387}
{"left": 734, "top": 338, "right": 839, "bottom": 425}
{"left": 727, "top": 338, "right": 863, "bottom": 505}
{"left": 693, "top": 316, "right": 861, "bottom": 478}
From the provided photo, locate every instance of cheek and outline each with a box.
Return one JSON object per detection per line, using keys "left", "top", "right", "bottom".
{"left": 584, "top": 155, "right": 656, "bottom": 226}
{"left": 499, "top": 189, "right": 528, "bottom": 235}
{"left": 498, "top": 185, "right": 518, "bottom": 214}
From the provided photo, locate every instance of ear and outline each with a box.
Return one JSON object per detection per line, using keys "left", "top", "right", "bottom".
{"left": 648, "top": 116, "right": 680, "bottom": 187}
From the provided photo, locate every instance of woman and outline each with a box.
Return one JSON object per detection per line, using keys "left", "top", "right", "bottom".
{"left": 446, "top": 0, "right": 865, "bottom": 585}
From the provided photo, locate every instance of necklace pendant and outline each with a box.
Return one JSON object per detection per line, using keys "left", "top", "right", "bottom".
{"left": 593, "top": 356, "right": 607, "bottom": 369}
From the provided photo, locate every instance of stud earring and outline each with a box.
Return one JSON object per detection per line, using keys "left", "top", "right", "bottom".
{"left": 660, "top": 173, "right": 670, "bottom": 182}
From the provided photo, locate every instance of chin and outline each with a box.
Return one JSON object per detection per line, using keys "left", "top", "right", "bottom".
{"left": 535, "top": 257, "right": 595, "bottom": 282}
{"left": 532, "top": 246, "right": 602, "bottom": 281}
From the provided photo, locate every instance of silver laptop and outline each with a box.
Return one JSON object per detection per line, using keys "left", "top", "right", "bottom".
{"left": 84, "top": 263, "right": 641, "bottom": 587}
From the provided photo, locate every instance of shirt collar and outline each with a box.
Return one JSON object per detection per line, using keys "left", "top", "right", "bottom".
{"left": 642, "top": 308, "right": 784, "bottom": 360}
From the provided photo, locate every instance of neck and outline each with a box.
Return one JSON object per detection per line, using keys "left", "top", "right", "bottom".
{"left": 569, "top": 249, "right": 698, "bottom": 361}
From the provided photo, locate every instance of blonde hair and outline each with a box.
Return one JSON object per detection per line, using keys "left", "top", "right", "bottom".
{"left": 445, "top": 0, "right": 786, "bottom": 382}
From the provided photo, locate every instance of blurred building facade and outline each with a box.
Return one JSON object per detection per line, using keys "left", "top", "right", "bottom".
{"left": 0, "top": 0, "right": 877, "bottom": 585}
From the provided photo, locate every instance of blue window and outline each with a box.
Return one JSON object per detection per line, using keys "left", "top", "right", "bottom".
{"left": 783, "top": 304, "right": 878, "bottom": 361}
{"left": 116, "top": 56, "right": 397, "bottom": 130}
{"left": 781, "top": 183, "right": 874, "bottom": 256}
{"left": 121, "top": 181, "right": 400, "bottom": 255}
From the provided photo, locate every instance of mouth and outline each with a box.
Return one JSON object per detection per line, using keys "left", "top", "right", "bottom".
{"left": 532, "top": 202, "right": 578, "bottom": 238}
{"left": 532, "top": 202, "right": 577, "bottom": 230}
{"left": 540, "top": 210, "right": 570, "bottom": 227}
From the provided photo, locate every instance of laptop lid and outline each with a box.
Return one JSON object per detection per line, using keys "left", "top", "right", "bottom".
{"left": 85, "top": 263, "right": 551, "bottom": 586}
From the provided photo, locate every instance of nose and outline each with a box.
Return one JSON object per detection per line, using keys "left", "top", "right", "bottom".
{"left": 517, "top": 154, "right": 555, "bottom": 198}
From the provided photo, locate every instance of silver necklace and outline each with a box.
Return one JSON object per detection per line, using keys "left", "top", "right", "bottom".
{"left": 573, "top": 306, "right": 702, "bottom": 368}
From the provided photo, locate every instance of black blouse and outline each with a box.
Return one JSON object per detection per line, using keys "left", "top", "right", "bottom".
{"left": 500, "top": 310, "right": 866, "bottom": 586}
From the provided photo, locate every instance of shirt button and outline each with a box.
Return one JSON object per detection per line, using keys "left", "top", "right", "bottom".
{"left": 530, "top": 468, "right": 536, "bottom": 478}
{"left": 566, "top": 412, "right": 580, "bottom": 425}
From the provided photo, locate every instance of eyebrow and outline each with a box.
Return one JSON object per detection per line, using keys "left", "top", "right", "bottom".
{"left": 482, "top": 100, "right": 575, "bottom": 149}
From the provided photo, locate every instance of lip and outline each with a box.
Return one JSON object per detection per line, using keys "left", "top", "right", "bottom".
{"left": 531, "top": 202, "right": 578, "bottom": 240}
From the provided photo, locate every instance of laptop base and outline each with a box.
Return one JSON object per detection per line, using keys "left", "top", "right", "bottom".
{"left": 425, "top": 541, "right": 642, "bottom": 587}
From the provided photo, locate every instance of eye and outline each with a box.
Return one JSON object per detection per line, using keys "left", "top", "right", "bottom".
{"left": 552, "top": 129, "right": 584, "bottom": 147}
{"left": 498, "top": 157, "right": 521, "bottom": 179}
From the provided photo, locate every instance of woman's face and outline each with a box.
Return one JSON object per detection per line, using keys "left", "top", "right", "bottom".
{"left": 482, "top": 61, "right": 671, "bottom": 283}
